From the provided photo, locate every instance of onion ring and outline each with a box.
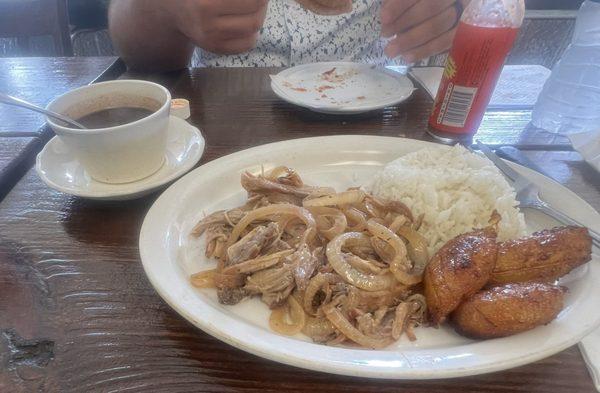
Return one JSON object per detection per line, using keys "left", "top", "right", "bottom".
{"left": 307, "top": 206, "right": 347, "bottom": 240}
{"left": 190, "top": 269, "right": 217, "bottom": 288}
{"left": 392, "top": 302, "right": 411, "bottom": 340}
{"left": 323, "top": 304, "right": 394, "bottom": 349}
{"left": 343, "top": 207, "right": 368, "bottom": 232}
{"left": 303, "top": 273, "right": 342, "bottom": 316}
{"left": 269, "top": 295, "right": 306, "bottom": 335}
{"left": 389, "top": 215, "right": 408, "bottom": 233}
{"left": 368, "top": 195, "right": 415, "bottom": 222}
{"left": 222, "top": 250, "right": 294, "bottom": 275}
{"left": 367, "top": 220, "right": 422, "bottom": 286}
{"left": 326, "top": 232, "right": 396, "bottom": 291}
{"left": 302, "top": 316, "right": 336, "bottom": 339}
{"left": 303, "top": 189, "right": 365, "bottom": 208}
{"left": 227, "top": 204, "right": 316, "bottom": 251}
{"left": 345, "top": 254, "right": 383, "bottom": 275}
{"left": 396, "top": 226, "right": 430, "bottom": 274}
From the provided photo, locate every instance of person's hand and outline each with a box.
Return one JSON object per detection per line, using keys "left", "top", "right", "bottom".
{"left": 380, "top": 0, "right": 466, "bottom": 63}
{"left": 165, "top": 0, "right": 269, "bottom": 55}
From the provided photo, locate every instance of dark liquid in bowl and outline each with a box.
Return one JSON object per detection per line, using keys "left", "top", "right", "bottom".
{"left": 77, "top": 107, "right": 155, "bottom": 128}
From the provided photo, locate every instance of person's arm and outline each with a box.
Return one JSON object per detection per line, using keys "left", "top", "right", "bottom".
{"left": 109, "top": 0, "right": 269, "bottom": 72}
{"left": 109, "top": 0, "right": 193, "bottom": 72}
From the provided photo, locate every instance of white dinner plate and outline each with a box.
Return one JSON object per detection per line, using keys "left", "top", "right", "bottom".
{"left": 139, "top": 135, "right": 600, "bottom": 379}
{"left": 271, "top": 62, "right": 415, "bottom": 114}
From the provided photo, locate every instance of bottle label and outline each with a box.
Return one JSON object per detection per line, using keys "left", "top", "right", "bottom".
{"left": 429, "top": 22, "right": 520, "bottom": 135}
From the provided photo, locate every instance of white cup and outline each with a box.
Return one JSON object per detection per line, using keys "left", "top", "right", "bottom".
{"left": 46, "top": 80, "right": 171, "bottom": 184}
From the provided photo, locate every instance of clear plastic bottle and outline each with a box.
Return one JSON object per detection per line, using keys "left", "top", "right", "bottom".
{"left": 531, "top": 0, "right": 600, "bottom": 134}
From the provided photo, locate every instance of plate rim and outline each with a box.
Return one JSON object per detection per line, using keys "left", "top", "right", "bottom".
{"left": 139, "top": 134, "right": 600, "bottom": 379}
{"left": 35, "top": 116, "right": 205, "bottom": 199}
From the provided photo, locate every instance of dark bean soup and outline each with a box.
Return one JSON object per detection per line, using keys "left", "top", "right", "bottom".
{"left": 77, "top": 106, "right": 155, "bottom": 128}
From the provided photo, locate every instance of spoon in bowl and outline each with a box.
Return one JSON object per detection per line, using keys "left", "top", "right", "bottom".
{"left": 0, "top": 92, "right": 86, "bottom": 129}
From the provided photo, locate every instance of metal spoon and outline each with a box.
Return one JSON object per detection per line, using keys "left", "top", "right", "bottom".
{"left": 0, "top": 92, "right": 86, "bottom": 129}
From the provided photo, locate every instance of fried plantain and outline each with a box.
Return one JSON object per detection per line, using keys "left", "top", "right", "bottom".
{"left": 452, "top": 282, "right": 566, "bottom": 339}
{"left": 489, "top": 226, "right": 592, "bottom": 286}
{"left": 424, "top": 227, "right": 498, "bottom": 325}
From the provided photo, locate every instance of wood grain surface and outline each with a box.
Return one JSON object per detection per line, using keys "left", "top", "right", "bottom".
{"left": 0, "top": 57, "right": 117, "bottom": 136}
{"left": 0, "top": 151, "right": 597, "bottom": 393}
{"left": 0, "top": 137, "right": 41, "bottom": 200}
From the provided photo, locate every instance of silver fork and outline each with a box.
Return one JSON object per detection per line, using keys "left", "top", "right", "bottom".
{"left": 477, "top": 141, "right": 600, "bottom": 248}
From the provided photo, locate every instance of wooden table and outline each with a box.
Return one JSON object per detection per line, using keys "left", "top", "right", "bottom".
{"left": 0, "top": 57, "right": 120, "bottom": 136}
{"left": 1, "top": 63, "right": 598, "bottom": 392}
{"left": 0, "top": 57, "right": 121, "bottom": 198}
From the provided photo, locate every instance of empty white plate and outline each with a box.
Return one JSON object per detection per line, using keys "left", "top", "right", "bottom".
{"left": 271, "top": 62, "right": 415, "bottom": 114}
{"left": 35, "top": 116, "right": 205, "bottom": 200}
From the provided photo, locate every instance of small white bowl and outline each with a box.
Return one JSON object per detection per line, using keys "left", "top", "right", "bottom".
{"left": 46, "top": 80, "right": 171, "bottom": 184}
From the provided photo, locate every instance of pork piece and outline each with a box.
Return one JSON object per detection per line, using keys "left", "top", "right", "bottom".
{"left": 244, "top": 245, "right": 318, "bottom": 308}
{"left": 313, "top": 247, "right": 327, "bottom": 271}
{"left": 489, "top": 226, "right": 592, "bottom": 285}
{"left": 192, "top": 209, "right": 245, "bottom": 237}
{"left": 263, "top": 238, "right": 293, "bottom": 254}
{"left": 192, "top": 195, "right": 269, "bottom": 237}
{"left": 245, "top": 264, "right": 295, "bottom": 308}
{"left": 452, "top": 282, "right": 566, "bottom": 339}
{"left": 217, "top": 288, "right": 248, "bottom": 305}
{"left": 424, "top": 227, "right": 498, "bottom": 325}
{"left": 265, "top": 166, "right": 304, "bottom": 187}
{"left": 213, "top": 269, "right": 248, "bottom": 305}
{"left": 226, "top": 222, "right": 280, "bottom": 266}
{"left": 291, "top": 244, "right": 319, "bottom": 292}
{"left": 355, "top": 307, "right": 391, "bottom": 337}
{"left": 345, "top": 286, "right": 407, "bottom": 314}
{"left": 241, "top": 171, "right": 313, "bottom": 198}
{"left": 204, "top": 224, "right": 231, "bottom": 259}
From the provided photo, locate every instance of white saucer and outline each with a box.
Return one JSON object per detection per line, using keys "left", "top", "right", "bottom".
{"left": 35, "top": 116, "right": 205, "bottom": 200}
{"left": 271, "top": 62, "right": 415, "bottom": 114}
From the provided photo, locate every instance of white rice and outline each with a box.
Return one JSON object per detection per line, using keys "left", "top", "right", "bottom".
{"left": 371, "top": 144, "right": 526, "bottom": 253}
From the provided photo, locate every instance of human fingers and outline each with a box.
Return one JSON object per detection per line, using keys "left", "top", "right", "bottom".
{"left": 384, "top": 4, "right": 458, "bottom": 58}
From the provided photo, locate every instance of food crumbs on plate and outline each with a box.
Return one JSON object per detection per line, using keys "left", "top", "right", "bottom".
{"left": 317, "top": 85, "right": 335, "bottom": 93}
{"left": 357, "top": 96, "right": 366, "bottom": 100}
{"left": 291, "top": 87, "right": 307, "bottom": 92}
{"left": 322, "top": 67, "right": 337, "bottom": 76}
{"left": 320, "top": 68, "right": 357, "bottom": 84}
{"left": 321, "top": 94, "right": 328, "bottom": 98}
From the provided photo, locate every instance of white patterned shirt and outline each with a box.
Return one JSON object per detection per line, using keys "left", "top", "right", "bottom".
{"left": 193, "top": 0, "right": 399, "bottom": 67}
